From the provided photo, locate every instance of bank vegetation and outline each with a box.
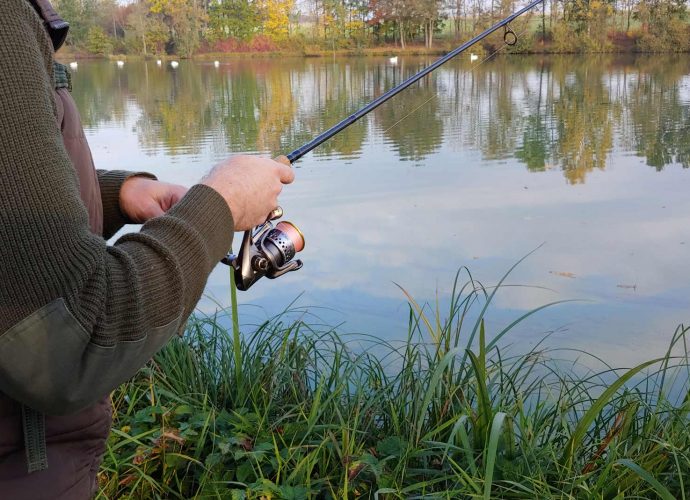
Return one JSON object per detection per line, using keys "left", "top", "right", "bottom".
{"left": 99, "top": 267, "right": 690, "bottom": 498}
{"left": 55, "top": 0, "right": 690, "bottom": 58}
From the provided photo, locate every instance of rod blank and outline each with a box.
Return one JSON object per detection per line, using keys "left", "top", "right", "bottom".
{"left": 286, "top": 0, "right": 543, "bottom": 164}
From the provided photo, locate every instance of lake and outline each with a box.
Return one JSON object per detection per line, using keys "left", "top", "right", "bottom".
{"left": 65, "top": 54, "right": 690, "bottom": 367}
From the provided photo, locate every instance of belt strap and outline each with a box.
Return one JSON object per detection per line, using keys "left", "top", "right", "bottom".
{"left": 21, "top": 405, "right": 48, "bottom": 473}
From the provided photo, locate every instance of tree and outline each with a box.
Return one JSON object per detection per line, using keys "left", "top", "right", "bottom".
{"left": 259, "top": 0, "right": 295, "bottom": 41}
{"left": 86, "top": 26, "right": 113, "bottom": 55}
{"left": 635, "top": 0, "right": 689, "bottom": 52}
{"left": 149, "top": 0, "right": 208, "bottom": 56}
{"left": 55, "top": 0, "right": 100, "bottom": 46}
{"left": 414, "top": 0, "right": 443, "bottom": 48}
{"left": 379, "top": 0, "right": 415, "bottom": 48}
{"left": 208, "top": 0, "right": 260, "bottom": 41}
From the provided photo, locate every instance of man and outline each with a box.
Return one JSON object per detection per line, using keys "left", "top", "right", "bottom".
{"left": 0, "top": 0, "right": 294, "bottom": 497}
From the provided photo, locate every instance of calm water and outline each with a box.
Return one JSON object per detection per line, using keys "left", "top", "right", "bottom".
{"left": 66, "top": 54, "right": 690, "bottom": 366}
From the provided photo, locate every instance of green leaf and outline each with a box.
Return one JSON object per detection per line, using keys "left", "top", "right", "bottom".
{"left": 236, "top": 460, "right": 255, "bottom": 483}
{"left": 133, "top": 405, "right": 163, "bottom": 424}
{"left": 277, "top": 485, "right": 309, "bottom": 500}
{"left": 174, "top": 404, "right": 193, "bottom": 415}
{"left": 560, "top": 358, "right": 662, "bottom": 468}
{"left": 376, "top": 436, "right": 407, "bottom": 458}
{"left": 230, "top": 490, "right": 247, "bottom": 500}
{"left": 205, "top": 452, "right": 223, "bottom": 468}
{"left": 484, "top": 412, "right": 507, "bottom": 500}
{"left": 616, "top": 459, "right": 675, "bottom": 500}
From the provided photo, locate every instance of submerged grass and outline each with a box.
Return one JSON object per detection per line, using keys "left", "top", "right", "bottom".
{"left": 98, "top": 266, "right": 690, "bottom": 499}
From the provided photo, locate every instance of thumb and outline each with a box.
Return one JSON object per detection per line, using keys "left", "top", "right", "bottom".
{"left": 273, "top": 156, "right": 295, "bottom": 184}
{"left": 146, "top": 202, "right": 166, "bottom": 219}
{"left": 278, "top": 164, "right": 295, "bottom": 184}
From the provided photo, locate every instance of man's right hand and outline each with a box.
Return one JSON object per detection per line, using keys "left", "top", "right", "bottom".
{"left": 201, "top": 155, "right": 295, "bottom": 231}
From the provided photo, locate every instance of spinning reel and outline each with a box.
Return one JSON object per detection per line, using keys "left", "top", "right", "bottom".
{"left": 222, "top": 207, "right": 305, "bottom": 291}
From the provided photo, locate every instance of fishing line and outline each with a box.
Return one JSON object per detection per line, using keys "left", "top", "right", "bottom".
{"left": 381, "top": 21, "right": 535, "bottom": 136}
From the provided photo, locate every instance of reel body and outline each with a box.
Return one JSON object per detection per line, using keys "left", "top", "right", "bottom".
{"left": 222, "top": 209, "right": 304, "bottom": 290}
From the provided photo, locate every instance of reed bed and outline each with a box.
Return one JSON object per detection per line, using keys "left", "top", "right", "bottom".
{"left": 98, "top": 265, "right": 690, "bottom": 499}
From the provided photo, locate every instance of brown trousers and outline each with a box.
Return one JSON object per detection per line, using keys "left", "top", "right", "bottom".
{"left": 0, "top": 393, "right": 111, "bottom": 499}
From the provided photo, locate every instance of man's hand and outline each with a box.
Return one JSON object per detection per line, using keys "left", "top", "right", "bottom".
{"left": 201, "top": 155, "right": 295, "bottom": 231}
{"left": 120, "top": 177, "right": 188, "bottom": 223}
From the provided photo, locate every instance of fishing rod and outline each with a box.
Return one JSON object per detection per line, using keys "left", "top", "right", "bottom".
{"left": 288, "top": 0, "right": 543, "bottom": 163}
{"left": 224, "top": 0, "right": 544, "bottom": 290}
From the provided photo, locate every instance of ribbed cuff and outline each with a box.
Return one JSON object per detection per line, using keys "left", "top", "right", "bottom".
{"left": 163, "top": 184, "right": 234, "bottom": 263}
{"left": 97, "top": 170, "right": 157, "bottom": 239}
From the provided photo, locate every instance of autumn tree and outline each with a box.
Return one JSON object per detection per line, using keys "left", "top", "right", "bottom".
{"left": 258, "top": 0, "right": 295, "bottom": 41}
{"left": 126, "top": 2, "right": 167, "bottom": 55}
{"left": 149, "top": 0, "right": 208, "bottom": 56}
{"left": 635, "top": 0, "right": 690, "bottom": 51}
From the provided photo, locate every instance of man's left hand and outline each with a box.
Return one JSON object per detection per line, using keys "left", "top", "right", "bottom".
{"left": 120, "top": 177, "right": 188, "bottom": 223}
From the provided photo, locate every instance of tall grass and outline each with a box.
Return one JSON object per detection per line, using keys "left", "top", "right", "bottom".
{"left": 98, "top": 267, "right": 690, "bottom": 499}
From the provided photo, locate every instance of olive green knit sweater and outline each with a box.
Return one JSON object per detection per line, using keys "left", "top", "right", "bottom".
{"left": 0, "top": 0, "right": 233, "bottom": 408}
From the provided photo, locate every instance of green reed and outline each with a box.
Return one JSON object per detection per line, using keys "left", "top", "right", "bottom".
{"left": 98, "top": 266, "right": 690, "bottom": 499}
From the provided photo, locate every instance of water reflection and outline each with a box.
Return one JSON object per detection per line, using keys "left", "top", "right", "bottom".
{"left": 68, "top": 55, "right": 690, "bottom": 177}
{"left": 68, "top": 54, "right": 690, "bottom": 366}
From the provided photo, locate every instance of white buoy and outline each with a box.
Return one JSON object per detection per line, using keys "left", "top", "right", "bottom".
{"left": 389, "top": 56, "right": 398, "bottom": 65}
{"left": 214, "top": 60, "right": 220, "bottom": 68}
{"left": 69, "top": 61, "right": 78, "bottom": 70}
{"left": 156, "top": 59, "right": 162, "bottom": 66}
{"left": 470, "top": 53, "right": 479, "bottom": 62}
{"left": 116, "top": 60, "right": 124, "bottom": 67}
{"left": 170, "top": 61, "right": 179, "bottom": 69}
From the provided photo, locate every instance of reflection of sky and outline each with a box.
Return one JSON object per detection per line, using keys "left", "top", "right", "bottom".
{"left": 81, "top": 57, "right": 690, "bottom": 368}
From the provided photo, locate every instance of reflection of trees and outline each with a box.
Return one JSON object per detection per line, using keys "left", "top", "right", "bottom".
{"left": 625, "top": 56, "right": 690, "bottom": 170}
{"left": 286, "top": 59, "right": 372, "bottom": 159}
{"left": 132, "top": 63, "right": 218, "bottom": 154}
{"left": 481, "top": 63, "right": 522, "bottom": 160}
{"left": 515, "top": 63, "right": 549, "bottom": 172}
{"left": 70, "top": 62, "right": 129, "bottom": 128}
{"left": 552, "top": 57, "right": 615, "bottom": 184}
{"left": 212, "top": 65, "right": 263, "bottom": 153}
{"left": 255, "top": 63, "right": 296, "bottom": 153}
{"left": 70, "top": 55, "right": 690, "bottom": 177}
{"left": 374, "top": 76, "right": 444, "bottom": 162}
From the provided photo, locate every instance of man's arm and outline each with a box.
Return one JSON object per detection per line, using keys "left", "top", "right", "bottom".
{"left": 0, "top": 0, "right": 233, "bottom": 414}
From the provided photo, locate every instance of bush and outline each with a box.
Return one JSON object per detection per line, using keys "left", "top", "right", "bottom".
{"left": 636, "top": 19, "right": 690, "bottom": 52}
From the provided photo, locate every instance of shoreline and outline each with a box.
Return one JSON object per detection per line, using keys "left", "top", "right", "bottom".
{"left": 55, "top": 45, "right": 690, "bottom": 62}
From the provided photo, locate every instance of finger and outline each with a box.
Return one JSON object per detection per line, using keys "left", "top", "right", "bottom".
{"left": 168, "top": 185, "right": 188, "bottom": 206}
{"left": 146, "top": 203, "right": 166, "bottom": 219}
{"left": 276, "top": 163, "right": 295, "bottom": 184}
{"left": 273, "top": 155, "right": 291, "bottom": 167}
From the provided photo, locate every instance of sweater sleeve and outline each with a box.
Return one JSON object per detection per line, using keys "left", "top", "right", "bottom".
{"left": 0, "top": 0, "right": 234, "bottom": 414}
{"left": 97, "top": 169, "right": 157, "bottom": 239}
